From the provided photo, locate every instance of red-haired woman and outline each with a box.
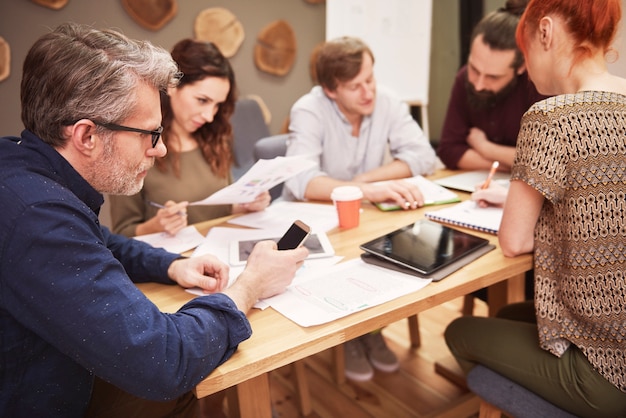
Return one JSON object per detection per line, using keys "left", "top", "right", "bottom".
{"left": 446, "top": 0, "right": 626, "bottom": 416}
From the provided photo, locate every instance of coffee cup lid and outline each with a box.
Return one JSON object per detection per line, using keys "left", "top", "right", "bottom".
{"left": 331, "top": 186, "right": 363, "bottom": 201}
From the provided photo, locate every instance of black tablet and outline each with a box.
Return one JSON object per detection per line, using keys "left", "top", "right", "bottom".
{"left": 359, "top": 219, "right": 490, "bottom": 275}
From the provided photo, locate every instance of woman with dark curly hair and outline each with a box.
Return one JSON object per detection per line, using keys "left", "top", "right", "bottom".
{"left": 111, "top": 39, "right": 269, "bottom": 237}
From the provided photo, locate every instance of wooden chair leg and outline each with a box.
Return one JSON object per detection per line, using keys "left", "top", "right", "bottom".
{"left": 292, "top": 361, "right": 312, "bottom": 416}
{"left": 462, "top": 294, "right": 475, "bottom": 316}
{"left": 407, "top": 314, "right": 421, "bottom": 348}
{"left": 478, "top": 399, "right": 503, "bottom": 418}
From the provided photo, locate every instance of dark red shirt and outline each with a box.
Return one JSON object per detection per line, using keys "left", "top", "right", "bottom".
{"left": 437, "top": 65, "right": 545, "bottom": 169}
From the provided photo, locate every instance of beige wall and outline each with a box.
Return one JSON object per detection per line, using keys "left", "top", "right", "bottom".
{"left": 11, "top": 0, "right": 626, "bottom": 144}
{"left": 0, "top": 0, "right": 463, "bottom": 144}
{"left": 0, "top": 0, "right": 326, "bottom": 136}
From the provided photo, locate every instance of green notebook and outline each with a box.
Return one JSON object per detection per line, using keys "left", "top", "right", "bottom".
{"left": 373, "top": 175, "right": 461, "bottom": 211}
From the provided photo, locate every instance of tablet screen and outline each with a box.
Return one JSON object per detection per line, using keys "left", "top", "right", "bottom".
{"left": 237, "top": 234, "right": 324, "bottom": 260}
{"left": 230, "top": 232, "right": 334, "bottom": 265}
{"left": 359, "top": 220, "right": 489, "bottom": 275}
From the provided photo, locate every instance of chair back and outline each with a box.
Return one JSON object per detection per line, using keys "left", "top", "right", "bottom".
{"left": 253, "top": 134, "right": 290, "bottom": 201}
{"left": 231, "top": 98, "right": 270, "bottom": 179}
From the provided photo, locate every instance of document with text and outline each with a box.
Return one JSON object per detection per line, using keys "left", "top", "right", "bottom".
{"left": 264, "top": 258, "right": 431, "bottom": 327}
{"left": 190, "top": 156, "right": 316, "bottom": 205}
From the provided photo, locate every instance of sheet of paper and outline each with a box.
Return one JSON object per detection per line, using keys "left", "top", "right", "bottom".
{"left": 434, "top": 170, "right": 510, "bottom": 193}
{"left": 133, "top": 225, "right": 205, "bottom": 253}
{"left": 184, "top": 254, "right": 344, "bottom": 309}
{"left": 189, "top": 156, "right": 316, "bottom": 205}
{"left": 263, "top": 258, "right": 432, "bottom": 327}
{"left": 227, "top": 201, "right": 339, "bottom": 232}
{"left": 186, "top": 226, "right": 344, "bottom": 302}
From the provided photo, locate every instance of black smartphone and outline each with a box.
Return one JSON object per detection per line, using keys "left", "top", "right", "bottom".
{"left": 277, "top": 220, "right": 311, "bottom": 250}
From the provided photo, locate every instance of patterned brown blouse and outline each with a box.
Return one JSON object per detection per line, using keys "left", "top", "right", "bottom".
{"left": 512, "top": 91, "right": 626, "bottom": 393}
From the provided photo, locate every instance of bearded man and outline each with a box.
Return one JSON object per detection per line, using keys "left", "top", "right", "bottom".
{"left": 437, "top": 0, "right": 546, "bottom": 171}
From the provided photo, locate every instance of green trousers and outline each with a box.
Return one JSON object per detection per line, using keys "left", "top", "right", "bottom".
{"left": 445, "top": 301, "right": 626, "bottom": 418}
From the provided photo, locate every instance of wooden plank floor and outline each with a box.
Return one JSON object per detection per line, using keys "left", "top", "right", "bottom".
{"left": 239, "top": 296, "right": 488, "bottom": 418}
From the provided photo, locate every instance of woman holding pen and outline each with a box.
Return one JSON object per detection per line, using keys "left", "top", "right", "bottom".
{"left": 110, "top": 39, "right": 270, "bottom": 238}
{"left": 445, "top": 0, "right": 626, "bottom": 416}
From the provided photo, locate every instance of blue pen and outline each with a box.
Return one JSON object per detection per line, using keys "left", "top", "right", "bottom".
{"left": 148, "top": 201, "right": 186, "bottom": 216}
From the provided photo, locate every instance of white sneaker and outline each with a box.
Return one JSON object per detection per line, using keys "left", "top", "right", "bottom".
{"left": 361, "top": 332, "right": 399, "bottom": 373}
{"left": 344, "top": 338, "right": 374, "bottom": 381}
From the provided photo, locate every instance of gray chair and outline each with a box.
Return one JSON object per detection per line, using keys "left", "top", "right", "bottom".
{"left": 466, "top": 365, "right": 579, "bottom": 418}
{"left": 253, "top": 133, "right": 290, "bottom": 201}
{"left": 231, "top": 98, "right": 270, "bottom": 180}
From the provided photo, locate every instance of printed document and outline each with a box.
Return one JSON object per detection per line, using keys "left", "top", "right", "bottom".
{"left": 264, "top": 258, "right": 431, "bottom": 327}
{"left": 190, "top": 156, "right": 316, "bottom": 205}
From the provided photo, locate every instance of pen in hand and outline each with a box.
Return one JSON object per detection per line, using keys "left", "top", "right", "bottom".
{"left": 148, "top": 201, "right": 186, "bottom": 217}
{"left": 481, "top": 161, "right": 499, "bottom": 190}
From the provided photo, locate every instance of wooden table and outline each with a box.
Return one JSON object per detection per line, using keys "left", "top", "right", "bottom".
{"left": 137, "top": 179, "right": 532, "bottom": 418}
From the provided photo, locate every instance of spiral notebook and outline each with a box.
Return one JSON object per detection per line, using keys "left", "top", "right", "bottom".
{"left": 424, "top": 200, "right": 503, "bottom": 235}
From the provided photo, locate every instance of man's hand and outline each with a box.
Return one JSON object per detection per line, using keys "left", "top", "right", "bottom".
{"left": 223, "top": 240, "right": 309, "bottom": 312}
{"left": 361, "top": 180, "right": 425, "bottom": 209}
{"left": 167, "top": 255, "right": 230, "bottom": 293}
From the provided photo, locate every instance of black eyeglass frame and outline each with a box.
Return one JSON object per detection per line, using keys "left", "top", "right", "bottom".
{"left": 92, "top": 120, "right": 163, "bottom": 148}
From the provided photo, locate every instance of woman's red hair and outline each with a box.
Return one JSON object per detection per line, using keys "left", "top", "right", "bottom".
{"left": 516, "top": 0, "right": 621, "bottom": 64}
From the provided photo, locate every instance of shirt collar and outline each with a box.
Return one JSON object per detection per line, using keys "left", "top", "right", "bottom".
{"left": 20, "top": 130, "right": 105, "bottom": 214}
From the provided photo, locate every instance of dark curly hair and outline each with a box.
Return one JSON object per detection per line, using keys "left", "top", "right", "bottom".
{"left": 158, "top": 39, "right": 237, "bottom": 178}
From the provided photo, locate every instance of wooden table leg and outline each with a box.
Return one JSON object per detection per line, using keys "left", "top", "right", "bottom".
{"left": 486, "top": 272, "right": 525, "bottom": 316}
{"left": 333, "top": 344, "right": 346, "bottom": 384}
{"left": 230, "top": 373, "right": 273, "bottom": 418}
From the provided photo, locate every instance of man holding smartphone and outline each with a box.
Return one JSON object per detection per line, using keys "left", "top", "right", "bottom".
{"left": 283, "top": 36, "right": 437, "bottom": 381}
{"left": 0, "top": 23, "right": 309, "bottom": 417}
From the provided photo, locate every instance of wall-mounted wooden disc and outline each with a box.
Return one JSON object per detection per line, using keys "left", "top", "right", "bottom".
{"left": 254, "top": 20, "right": 296, "bottom": 77}
{"left": 0, "top": 37, "right": 10, "bottom": 83}
{"left": 30, "top": 0, "right": 68, "bottom": 10}
{"left": 121, "top": 0, "right": 178, "bottom": 31}
{"left": 194, "top": 7, "right": 244, "bottom": 58}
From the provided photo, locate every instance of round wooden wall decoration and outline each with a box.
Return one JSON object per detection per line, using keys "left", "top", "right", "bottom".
{"left": 194, "top": 8, "right": 245, "bottom": 58}
{"left": 0, "top": 37, "right": 10, "bottom": 82}
{"left": 254, "top": 20, "right": 297, "bottom": 77}
{"left": 30, "top": 0, "right": 68, "bottom": 10}
{"left": 121, "top": 0, "right": 178, "bottom": 31}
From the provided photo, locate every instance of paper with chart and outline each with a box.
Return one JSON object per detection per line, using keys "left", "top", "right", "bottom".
{"left": 189, "top": 156, "right": 316, "bottom": 205}
{"left": 264, "top": 258, "right": 431, "bottom": 327}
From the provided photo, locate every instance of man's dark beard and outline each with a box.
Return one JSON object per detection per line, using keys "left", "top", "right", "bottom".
{"left": 465, "top": 73, "right": 519, "bottom": 110}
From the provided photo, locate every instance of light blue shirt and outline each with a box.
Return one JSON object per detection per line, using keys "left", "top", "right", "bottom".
{"left": 283, "top": 85, "right": 437, "bottom": 201}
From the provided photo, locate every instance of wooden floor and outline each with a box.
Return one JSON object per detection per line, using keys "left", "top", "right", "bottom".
{"left": 257, "top": 296, "right": 488, "bottom": 418}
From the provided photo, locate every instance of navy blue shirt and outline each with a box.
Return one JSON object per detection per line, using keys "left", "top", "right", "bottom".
{"left": 0, "top": 131, "right": 252, "bottom": 417}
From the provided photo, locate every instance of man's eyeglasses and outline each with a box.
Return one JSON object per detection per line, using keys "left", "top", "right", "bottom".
{"left": 92, "top": 120, "right": 163, "bottom": 148}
